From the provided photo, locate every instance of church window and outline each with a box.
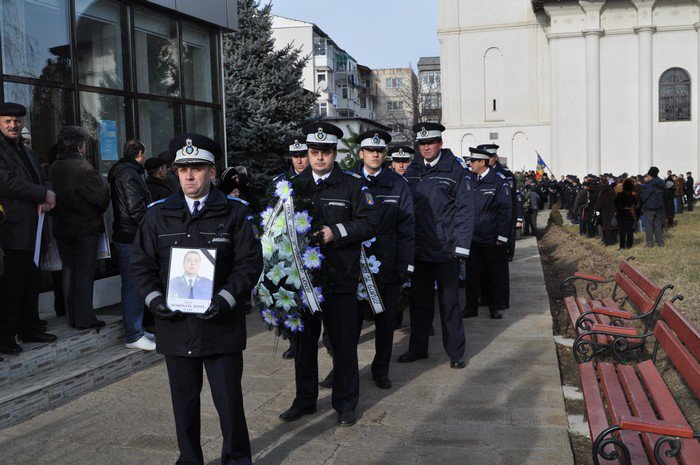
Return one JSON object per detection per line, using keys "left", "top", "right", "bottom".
{"left": 659, "top": 68, "right": 691, "bottom": 122}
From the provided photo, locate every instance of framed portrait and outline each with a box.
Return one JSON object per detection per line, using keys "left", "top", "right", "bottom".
{"left": 166, "top": 247, "right": 217, "bottom": 314}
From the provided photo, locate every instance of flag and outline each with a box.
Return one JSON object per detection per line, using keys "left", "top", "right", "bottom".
{"left": 535, "top": 152, "right": 548, "bottom": 181}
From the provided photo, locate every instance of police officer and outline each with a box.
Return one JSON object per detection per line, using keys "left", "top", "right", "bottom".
{"left": 279, "top": 122, "right": 376, "bottom": 427}
{"left": 398, "top": 123, "right": 474, "bottom": 369}
{"left": 354, "top": 130, "right": 415, "bottom": 389}
{"left": 388, "top": 146, "right": 414, "bottom": 176}
{"left": 463, "top": 147, "right": 513, "bottom": 319}
{"left": 131, "top": 134, "right": 263, "bottom": 465}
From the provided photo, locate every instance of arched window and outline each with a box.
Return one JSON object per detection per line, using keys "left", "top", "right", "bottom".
{"left": 484, "top": 48, "right": 503, "bottom": 121}
{"left": 659, "top": 68, "right": 691, "bottom": 122}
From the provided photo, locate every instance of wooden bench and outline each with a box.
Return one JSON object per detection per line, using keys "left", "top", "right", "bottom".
{"left": 576, "top": 301, "right": 700, "bottom": 465}
{"left": 561, "top": 259, "right": 674, "bottom": 359}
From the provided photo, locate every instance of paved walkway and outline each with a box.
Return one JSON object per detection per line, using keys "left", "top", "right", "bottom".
{"left": 0, "top": 236, "right": 573, "bottom": 465}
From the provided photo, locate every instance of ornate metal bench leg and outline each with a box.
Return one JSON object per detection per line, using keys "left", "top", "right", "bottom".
{"left": 593, "top": 426, "right": 631, "bottom": 465}
{"left": 653, "top": 436, "right": 682, "bottom": 465}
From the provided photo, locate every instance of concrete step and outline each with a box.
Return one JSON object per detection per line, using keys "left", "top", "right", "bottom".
{"left": 0, "top": 315, "right": 126, "bottom": 387}
{"left": 0, "top": 342, "right": 162, "bottom": 428}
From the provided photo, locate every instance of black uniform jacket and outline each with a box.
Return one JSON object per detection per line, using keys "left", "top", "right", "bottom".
{"left": 108, "top": 158, "right": 150, "bottom": 244}
{"left": 146, "top": 176, "right": 174, "bottom": 202}
{"left": 295, "top": 164, "right": 377, "bottom": 294}
{"left": 403, "top": 150, "right": 474, "bottom": 263}
{"left": 131, "top": 187, "right": 263, "bottom": 356}
{"left": 494, "top": 160, "right": 522, "bottom": 224}
{"left": 0, "top": 135, "right": 51, "bottom": 251}
{"left": 353, "top": 167, "right": 415, "bottom": 284}
{"left": 472, "top": 168, "right": 513, "bottom": 246}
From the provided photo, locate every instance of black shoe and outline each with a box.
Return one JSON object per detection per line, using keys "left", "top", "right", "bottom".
{"left": 337, "top": 410, "right": 356, "bottom": 426}
{"left": 279, "top": 405, "right": 317, "bottom": 422}
{"left": 450, "top": 358, "right": 466, "bottom": 369}
{"left": 0, "top": 342, "right": 22, "bottom": 355}
{"left": 372, "top": 374, "right": 392, "bottom": 390}
{"left": 462, "top": 309, "right": 478, "bottom": 319}
{"left": 398, "top": 352, "right": 428, "bottom": 363}
{"left": 21, "top": 332, "right": 57, "bottom": 343}
{"left": 39, "top": 319, "right": 48, "bottom": 328}
{"left": 75, "top": 320, "right": 106, "bottom": 330}
{"left": 490, "top": 310, "right": 504, "bottom": 320}
{"left": 319, "top": 370, "right": 333, "bottom": 388}
{"left": 429, "top": 326, "right": 435, "bottom": 336}
{"left": 282, "top": 345, "right": 295, "bottom": 360}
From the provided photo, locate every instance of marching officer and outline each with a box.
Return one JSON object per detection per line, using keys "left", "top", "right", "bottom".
{"left": 354, "top": 130, "right": 415, "bottom": 389}
{"left": 398, "top": 122, "right": 474, "bottom": 369}
{"left": 131, "top": 133, "right": 263, "bottom": 465}
{"left": 388, "top": 145, "right": 414, "bottom": 176}
{"left": 463, "top": 147, "right": 513, "bottom": 319}
{"left": 279, "top": 122, "right": 376, "bottom": 427}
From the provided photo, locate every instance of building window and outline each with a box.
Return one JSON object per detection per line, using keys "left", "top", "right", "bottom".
{"left": 423, "top": 94, "right": 442, "bottom": 110}
{"left": 134, "top": 9, "right": 180, "bottom": 97}
{"left": 386, "top": 100, "right": 404, "bottom": 112}
{"left": 318, "top": 102, "right": 328, "bottom": 117}
{"left": 386, "top": 77, "right": 403, "bottom": 88}
{"left": 80, "top": 91, "right": 130, "bottom": 173}
{"left": 181, "top": 23, "right": 218, "bottom": 103}
{"left": 659, "top": 68, "right": 691, "bottom": 122}
{"left": 339, "top": 84, "right": 349, "bottom": 99}
{"left": 421, "top": 71, "right": 440, "bottom": 91}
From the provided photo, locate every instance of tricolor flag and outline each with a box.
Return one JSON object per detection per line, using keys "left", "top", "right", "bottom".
{"left": 535, "top": 152, "right": 548, "bottom": 181}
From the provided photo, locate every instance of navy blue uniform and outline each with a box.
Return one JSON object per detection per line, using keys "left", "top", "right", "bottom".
{"left": 403, "top": 150, "right": 474, "bottom": 361}
{"left": 464, "top": 168, "right": 513, "bottom": 316}
{"left": 354, "top": 166, "right": 415, "bottom": 379}
{"left": 292, "top": 163, "right": 377, "bottom": 414}
{"left": 132, "top": 188, "right": 263, "bottom": 465}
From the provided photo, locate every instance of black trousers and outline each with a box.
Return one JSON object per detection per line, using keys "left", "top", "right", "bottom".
{"left": 602, "top": 230, "right": 618, "bottom": 246}
{"left": 686, "top": 195, "right": 694, "bottom": 211}
{"left": 356, "top": 282, "right": 397, "bottom": 378}
{"left": 52, "top": 270, "right": 66, "bottom": 316}
{"left": 618, "top": 220, "right": 634, "bottom": 249}
{"left": 0, "top": 249, "right": 41, "bottom": 345}
{"left": 57, "top": 235, "right": 99, "bottom": 328}
{"left": 165, "top": 352, "right": 251, "bottom": 465}
{"left": 464, "top": 244, "right": 509, "bottom": 315}
{"left": 408, "top": 259, "right": 465, "bottom": 360}
{"left": 294, "top": 292, "right": 360, "bottom": 413}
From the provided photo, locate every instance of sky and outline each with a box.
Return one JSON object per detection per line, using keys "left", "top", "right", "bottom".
{"left": 268, "top": 0, "right": 439, "bottom": 69}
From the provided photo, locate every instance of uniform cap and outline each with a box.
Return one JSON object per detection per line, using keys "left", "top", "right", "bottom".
{"left": 0, "top": 102, "right": 27, "bottom": 117}
{"left": 412, "top": 122, "right": 445, "bottom": 142}
{"left": 169, "top": 133, "right": 221, "bottom": 166}
{"left": 302, "top": 122, "right": 344, "bottom": 148}
{"left": 388, "top": 145, "right": 415, "bottom": 161}
{"left": 467, "top": 147, "right": 491, "bottom": 161}
{"left": 285, "top": 135, "right": 308, "bottom": 155}
{"left": 357, "top": 130, "right": 391, "bottom": 150}
{"left": 476, "top": 144, "right": 499, "bottom": 156}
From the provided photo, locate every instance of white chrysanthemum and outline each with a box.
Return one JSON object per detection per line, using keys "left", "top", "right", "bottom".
{"left": 273, "top": 287, "right": 297, "bottom": 311}
{"left": 265, "top": 263, "right": 287, "bottom": 286}
{"left": 261, "top": 235, "right": 274, "bottom": 259}
{"left": 278, "top": 237, "right": 294, "bottom": 261}
{"left": 285, "top": 265, "right": 302, "bottom": 289}
{"left": 269, "top": 215, "right": 285, "bottom": 237}
{"left": 256, "top": 283, "right": 274, "bottom": 306}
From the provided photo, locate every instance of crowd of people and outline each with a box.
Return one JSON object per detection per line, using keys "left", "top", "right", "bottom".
{"left": 504, "top": 168, "right": 698, "bottom": 250}
{"left": 1, "top": 98, "right": 697, "bottom": 465}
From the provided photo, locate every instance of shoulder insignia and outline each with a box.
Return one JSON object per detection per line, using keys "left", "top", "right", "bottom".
{"left": 465, "top": 175, "right": 472, "bottom": 192}
{"left": 227, "top": 195, "right": 250, "bottom": 206}
{"left": 496, "top": 172, "right": 506, "bottom": 180}
{"left": 455, "top": 156, "right": 468, "bottom": 169}
{"left": 147, "top": 199, "right": 166, "bottom": 208}
{"left": 345, "top": 171, "right": 362, "bottom": 179}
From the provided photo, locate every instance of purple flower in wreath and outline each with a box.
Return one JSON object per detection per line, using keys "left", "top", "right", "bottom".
{"left": 302, "top": 247, "right": 324, "bottom": 270}
{"left": 261, "top": 307, "right": 279, "bottom": 327}
{"left": 294, "top": 210, "right": 313, "bottom": 235}
{"left": 275, "top": 180, "right": 293, "bottom": 201}
{"left": 260, "top": 206, "right": 274, "bottom": 227}
{"left": 299, "top": 287, "right": 325, "bottom": 309}
{"left": 284, "top": 313, "right": 304, "bottom": 333}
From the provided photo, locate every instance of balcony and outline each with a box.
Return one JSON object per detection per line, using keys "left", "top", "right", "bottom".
{"left": 314, "top": 53, "right": 335, "bottom": 70}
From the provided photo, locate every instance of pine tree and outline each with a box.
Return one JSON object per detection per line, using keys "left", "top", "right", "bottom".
{"left": 338, "top": 125, "right": 361, "bottom": 171}
{"left": 223, "top": 0, "right": 316, "bottom": 180}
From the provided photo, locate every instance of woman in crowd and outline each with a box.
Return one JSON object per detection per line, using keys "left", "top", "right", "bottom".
{"left": 614, "top": 178, "right": 637, "bottom": 249}
{"left": 595, "top": 180, "right": 618, "bottom": 246}
{"left": 49, "top": 127, "right": 110, "bottom": 330}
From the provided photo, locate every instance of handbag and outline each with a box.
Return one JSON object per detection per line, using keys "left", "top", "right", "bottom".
{"left": 40, "top": 216, "right": 62, "bottom": 272}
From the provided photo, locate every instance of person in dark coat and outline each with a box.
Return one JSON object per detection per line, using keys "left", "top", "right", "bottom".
{"left": 132, "top": 133, "right": 263, "bottom": 465}
{"left": 108, "top": 139, "right": 154, "bottom": 351}
{"left": 595, "top": 181, "right": 618, "bottom": 246}
{"left": 398, "top": 123, "right": 473, "bottom": 370}
{"left": 145, "top": 156, "right": 174, "bottom": 202}
{"left": 615, "top": 178, "right": 637, "bottom": 249}
{"left": 640, "top": 166, "right": 666, "bottom": 247}
{"left": 685, "top": 172, "right": 695, "bottom": 211}
{"left": 0, "top": 102, "right": 57, "bottom": 355}
{"left": 49, "top": 126, "right": 111, "bottom": 330}
{"left": 664, "top": 178, "right": 676, "bottom": 228}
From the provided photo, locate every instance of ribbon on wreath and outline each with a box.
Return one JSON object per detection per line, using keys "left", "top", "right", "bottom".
{"left": 283, "top": 197, "right": 322, "bottom": 314}
{"left": 360, "top": 246, "right": 384, "bottom": 315}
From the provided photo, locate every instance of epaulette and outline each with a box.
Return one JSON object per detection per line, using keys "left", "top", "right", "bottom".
{"left": 226, "top": 195, "right": 250, "bottom": 206}
{"left": 345, "top": 171, "right": 362, "bottom": 179}
{"left": 455, "top": 156, "right": 468, "bottom": 169}
{"left": 496, "top": 171, "right": 507, "bottom": 180}
{"left": 147, "top": 199, "right": 166, "bottom": 208}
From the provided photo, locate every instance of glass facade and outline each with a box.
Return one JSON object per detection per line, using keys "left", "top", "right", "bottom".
{"left": 1, "top": 0, "right": 225, "bottom": 281}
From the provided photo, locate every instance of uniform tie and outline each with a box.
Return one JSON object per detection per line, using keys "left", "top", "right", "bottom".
{"left": 478, "top": 175, "right": 482, "bottom": 182}
{"left": 188, "top": 279, "right": 194, "bottom": 299}
{"left": 192, "top": 200, "right": 200, "bottom": 217}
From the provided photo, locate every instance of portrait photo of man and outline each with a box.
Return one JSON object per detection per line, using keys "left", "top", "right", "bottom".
{"left": 166, "top": 249, "right": 216, "bottom": 313}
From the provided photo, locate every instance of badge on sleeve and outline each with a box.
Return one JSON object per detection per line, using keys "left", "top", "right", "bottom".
{"left": 465, "top": 176, "right": 472, "bottom": 191}
{"left": 362, "top": 186, "right": 375, "bottom": 205}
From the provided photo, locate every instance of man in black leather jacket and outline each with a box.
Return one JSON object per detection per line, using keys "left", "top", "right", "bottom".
{"left": 107, "top": 139, "right": 154, "bottom": 351}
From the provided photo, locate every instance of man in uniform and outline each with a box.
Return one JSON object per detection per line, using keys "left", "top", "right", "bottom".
{"left": 132, "top": 133, "right": 263, "bottom": 465}
{"left": 354, "top": 129, "right": 414, "bottom": 389}
{"left": 0, "top": 102, "right": 57, "bottom": 355}
{"left": 279, "top": 122, "right": 376, "bottom": 426}
{"left": 398, "top": 123, "right": 474, "bottom": 369}
{"left": 388, "top": 146, "right": 414, "bottom": 176}
{"left": 462, "top": 147, "right": 513, "bottom": 320}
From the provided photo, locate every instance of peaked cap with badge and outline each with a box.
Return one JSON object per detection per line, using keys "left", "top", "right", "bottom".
{"left": 476, "top": 144, "right": 499, "bottom": 156}
{"left": 468, "top": 146, "right": 491, "bottom": 161}
{"left": 285, "top": 134, "right": 308, "bottom": 155}
{"left": 169, "top": 133, "right": 222, "bottom": 166}
{"left": 388, "top": 145, "right": 415, "bottom": 162}
{"left": 302, "top": 122, "right": 344, "bottom": 149}
{"left": 357, "top": 129, "right": 392, "bottom": 151}
{"left": 413, "top": 122, "right": 445, "bottom": 143}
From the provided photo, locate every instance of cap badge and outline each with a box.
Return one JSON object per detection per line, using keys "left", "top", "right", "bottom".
{"left": 183, "top": 139, "right": 198, "bottom": 156}
{"left": 420, "top": 127, "right": 428, "bottom": 137}
{"left": 316, "top": 127, "right": 327, "bottom": 141}
{"left": 372, "top": 133, "right": 380, "bottom": 145}
{"left": 293, "top": 140, "right": 301, "bottom": 149}
{"left": 398, "top": 148, "right": 404, "bottom": 155}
